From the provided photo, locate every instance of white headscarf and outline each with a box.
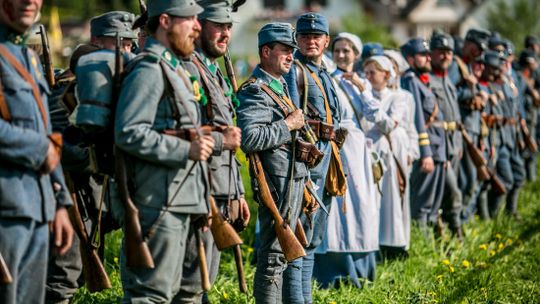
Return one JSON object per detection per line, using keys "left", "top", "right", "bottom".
{"left": 334, "top": 32, "right": 363, "bottom": 58}
{"left": 366, "top": 55, "right": 396, "bottom": 79}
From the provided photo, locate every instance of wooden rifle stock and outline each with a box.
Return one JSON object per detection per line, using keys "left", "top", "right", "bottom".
{"left": 0, "top": 252, "right": 12, "bottom": 284}
{"left": 115, "top": 150, "right": 155, "bottom": 268}
{"left": 37, "top": 24, "right": 55, "bottom": 88}
{"left": 209, "top": 191, "right": 247, "bottom": 293}
{"left": 248, "top": 153, "right": 306, "bottom": 262}
{"left": 195, "top": 229, "right": 211, "bottom": 291}
{"left": 520, "top": 118, "right": 538, "bottom": 153}
{"left": 460, "top": 128, "right": 490, "bottom": 181}
{"left": 67, "top": 193, "right": 112, "bottom": 292}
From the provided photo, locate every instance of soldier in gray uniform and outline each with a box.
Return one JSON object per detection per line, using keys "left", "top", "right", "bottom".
{"left": 283, "top": 13, "right": 344, "bottom": 304}
{"left": 515, "top": 50, "right": 540, "bottom": 182}
{"left": 429, "top": 33, "right": 464, "bottom": 237}
{"left": 45, "top": 11, "right": 137, "bottom": 304}
{"left": 0, "top": 0, "right": 74, "bottom": 303}
{"left": 236, "top": 22, "right": 307, "bottom": 304}
{"left": 400, "top": 38, "right": 447, "bottom": 229}
{"left": 447, "top": 29, "right": 491, "bottom": 222}
{"left": 176, "top": 1, "right": 250, "bottom": 302}
{"left": 113, "top": 0, "right": 216, "bottom": 302}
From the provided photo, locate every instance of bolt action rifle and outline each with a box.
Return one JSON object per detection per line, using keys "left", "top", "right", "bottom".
{"left": 37, "top": 24, "right": 55, "bottom": 88}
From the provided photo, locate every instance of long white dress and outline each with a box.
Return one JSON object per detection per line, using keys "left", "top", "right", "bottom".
{"left": 362, "top": 87, "right": 413, "bottom": 248}
{"left": 313, "top": 70, "right": 382, "bottom": 287}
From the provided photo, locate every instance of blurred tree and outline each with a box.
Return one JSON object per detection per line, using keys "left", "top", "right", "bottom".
{"left": 338, "top": 11, "right": 397, "bottom": 48}
{"left": 486, "top": 0, "right": 540, "bottom": 52}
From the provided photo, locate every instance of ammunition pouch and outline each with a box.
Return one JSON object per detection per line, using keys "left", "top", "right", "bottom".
{"left": 334, "top": 128, "right": 348, "bottom": 149}
{"left": 307, "top": 120, "right": 335, "bottom": 141}
{"left": 295, "top": 138, "right": 324, "bottom": 168}
{"left": 371, "top": 151, "right": 384, "bottom": 184}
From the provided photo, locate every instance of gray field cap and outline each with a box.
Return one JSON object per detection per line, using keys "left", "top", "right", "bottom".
{"left": 258, "top": 22, "right": 297, "bottom": 49}
{"left": 199, "top": 0, "right": 235, "bottom": 23}
{"left": 90, "top": 11, "right": 137, "bottom": 39}
{"left": 148, "top": 0, "right": 204, "bottom": 18}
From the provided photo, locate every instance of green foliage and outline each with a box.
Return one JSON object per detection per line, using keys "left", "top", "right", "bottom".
{"left": 486, "top": 0, "right": 540, "bottom": 52}
{"left": 337, "top": 12, "right": 397, "bottom": 49}
{"left": 74, "top": 160, "right": 540, "bottom": 303}
{"left": 43, "top": 0, "right": 142, "bottom": 20}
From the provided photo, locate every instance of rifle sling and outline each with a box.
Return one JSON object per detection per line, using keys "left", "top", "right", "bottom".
{"left": 0, "top": 80, "right": 10, "bottom": 121}
{"left": 0, "top": 45, "right": 49, "bottom": 128}
{"left": 192, "top": 55, "right": 215, "bottom": 121}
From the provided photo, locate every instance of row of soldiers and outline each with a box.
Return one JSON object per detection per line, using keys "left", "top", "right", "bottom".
{"left": 2, "top": 0, "right": 540, "bottom": 303}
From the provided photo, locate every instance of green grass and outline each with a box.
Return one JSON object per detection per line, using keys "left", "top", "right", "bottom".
{"left": 74, "top": 154, "right": 540, "bottom": 303}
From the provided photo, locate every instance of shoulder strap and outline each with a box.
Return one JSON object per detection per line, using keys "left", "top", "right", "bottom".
{"left": 294, "top": 59, "right": 309, "bottom": 111}
{"left": 0, "top": 45, "right": 48, "bottom": 128}
{"left": 333, "top": 75, "right": 363, "bottom": 124}
{"left": 159, "top": 61, "right": 199, "bottom": 129}
{"left": 258, "top": 82, "right": 293, "bottom": 116}
{"left": 425, "top": 100, "right": 439, "bottom": 129}
{"left": 0, "top": 80, "right": 10, "bottom": 121}
{"left": 303, "top": 63, "right": 333, "bottom": 124}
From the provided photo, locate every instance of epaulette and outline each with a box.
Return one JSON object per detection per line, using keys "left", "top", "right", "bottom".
{"left": 238, "top": 77, "right": 260, "bottom": 94}
{"left": 402, "top": 70, "right": 415, "bottom": 79}
{"left": 124, "top": 52, "right": 160, "bottom": 74}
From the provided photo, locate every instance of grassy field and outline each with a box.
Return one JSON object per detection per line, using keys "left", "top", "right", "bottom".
{"left": 73, "top": 153, "right": 540, "bottom": 303}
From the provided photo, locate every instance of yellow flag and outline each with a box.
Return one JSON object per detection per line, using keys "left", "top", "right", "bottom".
{"left": 48, "top": 6, "right": 63, "bottom": 54}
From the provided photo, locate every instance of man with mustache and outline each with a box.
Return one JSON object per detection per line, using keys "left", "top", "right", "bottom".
{"left": 0, "top": 0, "right": 74, "bottom": 303}
{"left": 113, "top": 0, "right": 215, "bottom": 302}
{"left": 236, "top": 22, "right": 307, "bottom": 303}
{"left": 283, "top": 13, "right": 344, "bottom": 304}
{"left": 401, "top": 38, "right": 447, "bottom": 232}
{"left": 176, "top": 1, "right": 250, "bottom": 302}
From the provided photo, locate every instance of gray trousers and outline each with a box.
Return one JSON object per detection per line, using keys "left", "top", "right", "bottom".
{"left": 0, "top": 218, "right": 49, "bottom": 304}
{"left": 254, "top": 174, "right": 304, "bottom": 304}
{"left": 410, "top": 161, "right": 446, "bottom": 226}
{"left": 120, "top": 205, "right": 191, "bottom": 303}
{"left": 173, "top": 200, "right": 228, "bottom": 303}
{"left": 442, "top": 153, "right": 463, "bottom": 229}
{"left": 45, "top": 233, "right": 82, "bottom": 303}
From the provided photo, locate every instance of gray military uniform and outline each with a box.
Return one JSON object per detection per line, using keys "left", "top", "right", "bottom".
{"left": 114, "top": 35, "right": 209, "bottom": 302}
{"left": 237, "top": 65, "right": 307, "bottom": 304}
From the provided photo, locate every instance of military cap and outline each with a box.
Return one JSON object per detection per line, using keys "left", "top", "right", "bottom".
{"left": 430, "top": 33, "right": 454, "bottom": 51}
{"left": 199, "top": 0, "right": 235, "bottom": 23}
{"left": 90, "top": 11, "right": 138, "bottom": 39}
{"left": 465, "top": 28, "right": 491, "bottom": 50}
{"left": 519, "top": 49, "right": 537, "bottom": 67}
{"left": 148, "top": 0, "right": 203, "bottom": 18}
{"left": 362, "top": 42, "right": 384, "bottom": 60}
{"left": 503, "top": 39, "right": 515, "bottom": 56}
{"left": 524, "top": 35, "right": 540, "bottom": 48}
{"left": 258, "top": 22, "right": 297, "bottom": 48}
{"left": 483, "top": 50, "right": 503, "bottom": 68}
{"left": 296, "top": 12, "right": 329, "bottom": 35}
{"left": 488, "top": 32, "right": 505, "bottom": 51}
{"left": 400, "top": 38, "right": 430, "bottom": 58}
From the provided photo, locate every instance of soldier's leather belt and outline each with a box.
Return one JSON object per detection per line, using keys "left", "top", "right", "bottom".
{"left": 307, "top": 119, "right": 335, "bottom": 141}
{"left": 431, "top": 121, "right": 458, "bottom": 131}
{"left": 162, "top": 125, "right": 224, "bottom": 141}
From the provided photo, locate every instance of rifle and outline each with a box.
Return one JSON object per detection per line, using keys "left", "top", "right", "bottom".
{"left": 519, "top": 118, "right": 538, "bottom": 153}
{"left": 37, "top": 24, "right": 55, "bottom": 88}
{"left": 459, "top": 126, "right": 490, "bottom": 181}
{"left": 0, "top": 252, "right": 12, "bottom": 284}
{"left": 223, "top": 48, "right": 238, "bottom": 93}
{"left": 248, "top": 153, "right": 306, "bottom": 262}
{"left": 112, "top": 33, "right": 154, "bottom": 268}
{"left": 65, "top": 174, "right": 112, "bottom": 292}
{"left": 209, "top": 196, "right": 247, "bottom": 293}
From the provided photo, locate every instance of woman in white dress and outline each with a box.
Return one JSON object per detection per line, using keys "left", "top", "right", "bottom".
{"left": 313, "top": 33, "right": 385, "bottom": 288}
{"left": 362, "top": 56, "right": 413, "bottom": 258}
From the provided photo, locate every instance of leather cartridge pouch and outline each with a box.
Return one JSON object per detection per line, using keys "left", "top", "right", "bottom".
{"left": 319, "top": 121, "right": 335, "bottom": 141}
{"left": 225, "top": 199, "right": 247, "bottom": 232}
{"left": 334, "top": 128, "right": 348, "bottom": 149}
{"left": 295, "top": 138, "right": 324, "bottom": 168}
{"left": 302, "top": 184, "right": 319, "bottom": 217}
